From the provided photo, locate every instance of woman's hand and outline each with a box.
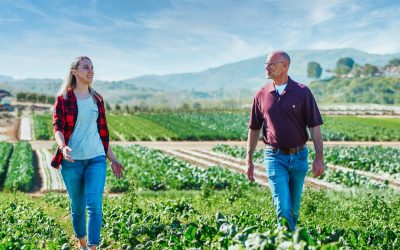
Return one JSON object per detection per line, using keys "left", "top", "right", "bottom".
{"left": 111, "top": 160, "right": 125, "bottom": 179}
{"left": 61, "top": 146, "right": 75, "bottom": 162}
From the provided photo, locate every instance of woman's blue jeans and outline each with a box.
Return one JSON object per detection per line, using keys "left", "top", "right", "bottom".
{"left": 264, "top": 147, "right": 308, "bottom": 231}
{"left": 60, "top": 155, "right": 106, "bottom": 247}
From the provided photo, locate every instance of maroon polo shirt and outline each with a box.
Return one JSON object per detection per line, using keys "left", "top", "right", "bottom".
{"left": 249, "top": 77, "right": 323, "bottom": 149}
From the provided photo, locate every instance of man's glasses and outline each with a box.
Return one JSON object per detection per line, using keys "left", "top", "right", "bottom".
{"left": 264, "top": 61, "right": 285, "bottom": 67}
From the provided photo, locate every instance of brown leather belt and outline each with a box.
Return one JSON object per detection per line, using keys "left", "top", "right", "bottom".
{"left": 266, "top": 144, "right": 305, "bottom": 154}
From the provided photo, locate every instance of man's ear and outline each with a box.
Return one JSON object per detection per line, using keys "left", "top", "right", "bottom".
{"left": 283, "top": 62, "right": 289, "bottom": 69}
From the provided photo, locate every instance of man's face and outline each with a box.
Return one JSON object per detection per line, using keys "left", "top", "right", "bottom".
{"left": 265, "top": 54, "right": 286, "bottom": 79}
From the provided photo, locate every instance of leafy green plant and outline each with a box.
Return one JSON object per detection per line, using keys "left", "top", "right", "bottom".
{"left": 0, "top": 197, "right": 71, "bottom": 249}
{"left": 4, "top": 142, "right": 34, "bottom": 192}
{"left": 0, "top": 142, "right": 13, "bottom": 188}
{"left": 106, "top": 145, "right": 254, "bottom": 192}
{"left": 33, "top": 114, "right": 53, "bottom": 140}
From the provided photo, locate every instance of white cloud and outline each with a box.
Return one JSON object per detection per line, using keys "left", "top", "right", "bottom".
{"left": 8, "top": 0, "right": 46, "bottom": 16}
{"left": 0, "top": 0, "right": 399, "bottom": 80}
{"left": 0, "top": 17, "right": 23, "bottom": 23}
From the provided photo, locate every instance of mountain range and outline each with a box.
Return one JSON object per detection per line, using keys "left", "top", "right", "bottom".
{"left": 0, "top": 48, "right": 399, "bottom": 106}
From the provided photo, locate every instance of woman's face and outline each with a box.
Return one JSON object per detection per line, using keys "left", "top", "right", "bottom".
{"left": 73, "top": 58, "right": 94, "bottom": 84}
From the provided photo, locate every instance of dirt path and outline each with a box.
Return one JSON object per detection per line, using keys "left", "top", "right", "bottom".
{"left": 19, "top": 116, "right": 32, "bottom": 140}
{"left": 36, "top": 148, "right": 66, "bottom": 192}
{"left": 0, "top": 112, "right": 18, "bottom": 141}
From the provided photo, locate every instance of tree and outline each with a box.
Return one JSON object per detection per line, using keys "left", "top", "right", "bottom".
{"left": 193, "top": 102, "right": 202, "bottom": 110}
{"left": 307, "top": 62, "right": 322, "bottom": 79}
{"left": 47, "top": 96, "right": 55, "bottom": 104}
{"left": 362, "top": 63, "right": 379, "bottom": 77}
{"left": 37, "top": 94, "right": 47, "bottom": 103}
{"left": 387, "top": 58, "right": 400, "bottom": 67}
{"left": 124, "top": 105, "right": 131, "bottom": 114}
{"left": 180, "top": 103, "right": 190, "bottom": 111}
{"left": 337, "top": 57, "right": 355, "bottom": 68}
{"left": 115, "top": 104, "right": 121, "bottom": 112}
{"left": 26, "top": 93, "right": 37, "bottom": 102}
{"left": 335, "top": 57, "right": 355, "bottom": 75}
{"left": 17, "top": 92, "right": 26, "bottom": 102}
{"left": 105, "top": 101, "right": 111, "bottom": 111}
{"left": 352, "top": 64, "right": 362, "bottom": 77}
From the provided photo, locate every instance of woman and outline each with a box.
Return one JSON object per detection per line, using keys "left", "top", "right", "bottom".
{"left": 51, "top": 56, "right": 124, "bottom": 250}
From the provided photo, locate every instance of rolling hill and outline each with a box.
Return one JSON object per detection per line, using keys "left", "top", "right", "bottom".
{"left": 1, "top": 48, "right": 399, "bottom": 106}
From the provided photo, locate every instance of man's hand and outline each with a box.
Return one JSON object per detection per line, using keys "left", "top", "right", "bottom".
{"left": 312, "top": 157, "right": 324, "bottom": 177}
{"left": 246, "top": 156, "right": 255, "bottom": 182}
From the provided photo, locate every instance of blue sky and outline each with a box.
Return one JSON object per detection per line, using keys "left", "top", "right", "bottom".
{"left": 0, "top": 0, "right": 399, "bottom": 80}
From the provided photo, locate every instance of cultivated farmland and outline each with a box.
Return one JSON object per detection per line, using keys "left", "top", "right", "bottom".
{"left": 33, "top": 112, "right": 400, "bottom": 141}
{"left": 1, "top": 111, "right": 400, "bottom": 249}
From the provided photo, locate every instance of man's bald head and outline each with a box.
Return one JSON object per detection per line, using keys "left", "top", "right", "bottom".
{"left": 265, "top": 50, "right": 291, "bottom": 81}
{"left": 268, "top": 51, "right": 291, "bottom": 66}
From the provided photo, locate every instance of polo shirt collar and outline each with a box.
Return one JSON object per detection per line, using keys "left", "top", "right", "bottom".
{"left": 265, "top": 76, "right": 295, "bottom": 93}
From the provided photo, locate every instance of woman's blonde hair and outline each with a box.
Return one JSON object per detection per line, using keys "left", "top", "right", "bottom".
{"left": 57, "top": 56, "right": 97, "bottom": 100}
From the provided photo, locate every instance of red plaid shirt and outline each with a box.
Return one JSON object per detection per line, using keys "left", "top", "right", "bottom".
{"left": 51, "top": 89, "right": 109, "bottom": 169}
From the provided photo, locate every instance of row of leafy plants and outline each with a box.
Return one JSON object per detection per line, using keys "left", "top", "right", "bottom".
{"left": 106, "top": 114, "right": 178, "bottom": 141}
{"left": 0, "top": 142, "right": 13, "bottom": 188}
{"left": 310, "top": 145, "right": 400, "bottom": 175}
{"left": 321, "top": 116, "right": 400, "bottom": 141}
{"left": 106, "top": 145, "right": 254, "bottom": 192}
{"left": 137, "top": 112, "right": 248, "bottom": 140}
{"left": 32, "top": 113, "right": 400, "bottom": 141}
{"left": 33, "top": 143, "right": 400, "bottom": 249}
{"left": 3, "top": 142, "right": 35, "bottom": 192}
{"left": 0, "top": 194, "right": 71, "bottom": 249}
{"left": 32, "top": 114, "right": 54, "bottom": 140}
{"left": 41, "top": 184, "right": 400, "bottom": 249}
{"left": 314, "top": 168, "right": 388, "bottom": 189}
{"left": 43, "top": 188, "right": 340, "bottom": 249}
{"left": 212, "top": 144, "right": 392, "bottom": 189}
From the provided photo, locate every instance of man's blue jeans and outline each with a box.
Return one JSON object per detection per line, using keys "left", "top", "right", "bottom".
{"left": 60, "top": 155, "right": 106, "bottom": 247}
{"left": 264, "top": 147, "right": 308, "bottom": 231}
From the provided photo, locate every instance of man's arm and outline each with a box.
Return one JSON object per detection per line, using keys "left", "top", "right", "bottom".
{"left": 309, "top": 125, "right": 324, "bottom": 177}
{"left": 246, "top": 129, "right": 261, "bottom": 182}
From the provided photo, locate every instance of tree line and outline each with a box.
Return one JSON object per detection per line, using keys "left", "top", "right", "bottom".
{"left": 307, "top": 58, "right": 400, "bottom": 79}
{"left": 16, "top": 92, "right": 55, "bottom": 104}
{"left": 308, "top": 76, "right": 400, "bottom": 105}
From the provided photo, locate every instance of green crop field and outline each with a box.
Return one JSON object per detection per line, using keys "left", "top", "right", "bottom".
{"left": 322, "top": 116, "right": 400, "bottom": 141}
{"left": 106, "top": 145, "right": 254, "bottom": 192}
{"left": 1, "top": 142, "right": 400, "bottom": 248}
{"left": 2, "top": 179, "right": 400, "bottom": 249}
{"left": 212, "top": 144, "right": 400, "bottom": 189}
{"left": 33, "top": 114, "right": 54, "bottom": 140}
{"left": 32, "top": 113, "right": 400, "bottom": 141}
{"left": 4, "top": 142, "right": 35, "bottom": 192}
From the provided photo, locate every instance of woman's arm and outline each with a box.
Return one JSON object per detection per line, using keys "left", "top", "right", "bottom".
{"left": 54, "top": 131, "right": 74, "bottom": 162}
{"left": 107, "top": 145, "right": 125, "bottom": 179}
{"left": 53, "top": 96, "right": 74, "bottom": 162}
{"left": 54, "top": 131, "right": 66, "bottom": 148}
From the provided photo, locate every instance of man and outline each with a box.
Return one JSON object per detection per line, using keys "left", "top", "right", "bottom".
{"left": 246, "top": 50, "right": 324, "bottom": 231}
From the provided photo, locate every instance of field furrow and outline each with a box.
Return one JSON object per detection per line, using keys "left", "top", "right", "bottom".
{"left": 37, "top": 149, "right": 66, "bottom": 192}
{"left": 162, "top": 148, "right": 343, "bottom": 190}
